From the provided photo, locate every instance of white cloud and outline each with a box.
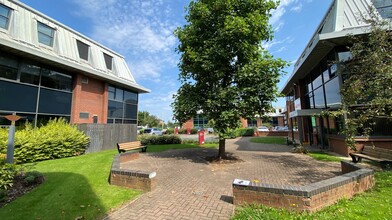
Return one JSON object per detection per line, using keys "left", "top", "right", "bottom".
{"left": 262, "top": 37, "right": 294, "bottom": 50}
{"left": 291, "top": 3, "right": 303, "bottom": 12}
{"left": 72, "top": 0, "right": 179, "bottom": 82}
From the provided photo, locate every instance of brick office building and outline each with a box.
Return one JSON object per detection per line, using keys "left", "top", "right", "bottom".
{"left": 0, "top": 0, "right": 149, "bottom": 127}
{"left": 280, "top": 0, "right": 392, "bottom": 155}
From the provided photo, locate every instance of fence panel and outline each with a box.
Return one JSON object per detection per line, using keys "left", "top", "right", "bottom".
{"left": 76, "top": 124, "right": 137, "bottom": 153}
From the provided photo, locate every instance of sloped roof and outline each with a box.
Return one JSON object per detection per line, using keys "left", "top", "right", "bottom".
{"left": 280, "top": 0, "right": 377, "bottom": 94}
{"left": 0, "top": 0, "right": 149, "bottom": 93}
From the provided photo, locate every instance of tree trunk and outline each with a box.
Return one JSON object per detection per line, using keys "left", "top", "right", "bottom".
{"left": 218, "top": 138, "right": 226, "bottom": 159}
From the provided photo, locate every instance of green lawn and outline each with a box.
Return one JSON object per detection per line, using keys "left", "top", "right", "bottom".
{"left": 0, "top": 144, "right": 214, "bottom": 220}
{"left": 307, "top": 151, "right": 343, "bottom": 162}
{"left": 250, "top": 137, "right": 287, "bottom": 145}
{"left": 232, "top": 171, "right": 392, "bottom": 219}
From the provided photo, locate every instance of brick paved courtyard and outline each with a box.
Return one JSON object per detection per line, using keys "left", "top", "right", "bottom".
{"left": 104, "top": 137, "right": 341, "bottom": 220}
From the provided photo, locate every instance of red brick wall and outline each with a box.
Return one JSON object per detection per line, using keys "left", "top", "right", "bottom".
{"left": 328, "top": 135, "right": 392, "bottom": 156}
{"left": 233, "top": 162, "right": 374, "bottom": 212}
{"left": 240, "top": 118, "right": 248, "bottom": 128}
{"left": 71, "top": 74, "right": 108, "bottom": 124}
{"left": 182, "top": 118, "right": 194, "bottom": 129}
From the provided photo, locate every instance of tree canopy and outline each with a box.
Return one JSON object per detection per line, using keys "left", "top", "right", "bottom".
{"left": 337, "top": 10, "right": 392, "bottom": 149}
{"left": 172, "top": 0, "right": 287, "bottom": 157}
{"left": 137, "top": 111, "right": 161, "bottom": 128}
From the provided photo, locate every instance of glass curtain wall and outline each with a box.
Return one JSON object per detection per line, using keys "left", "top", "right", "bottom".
{"left": 107, "top": 85, "right": 138, "bottom": 124}
{"left": 0, "top": 52, "right": 73, "bottom": 127}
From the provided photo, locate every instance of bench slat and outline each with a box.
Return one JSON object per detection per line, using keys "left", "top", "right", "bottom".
{"left": 117, "top": 141, "right": 147, "bottom": 153}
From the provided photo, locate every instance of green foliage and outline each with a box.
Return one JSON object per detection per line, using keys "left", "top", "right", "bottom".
{"left": 250, "top": 137, "right": 287, "bottom": 145}
{"left": 0, "top": 189, "right": 6, "bottom": 202}
{"left": 0, "top": 164, "right": 17, "bottom": 190}
{"left": 172, "top": 0, "right": 287, "bottom": 157}
{"left": 330, "top": 10, "right": 392, "bottom": 150}
{"left": 307, "top": 151, "right": 343, "bottom": 162}
{"left": 0, "top": 128, "right": 7, "bottom": 154}
{"left": 139, "top": 135, "right": 182, "bottom": 145}
{"left": 177, "top": 128, "right": 198, "bottom": 134}
{"left": 181, "top": 139, "right": 218, "bottom": 144}
{"left": 138, "top": 111, "right": 161, "bottom": 128}
{"left": 22, "top": 171, "right": 44, "bottom": 186}
{"left": 0, "top": 149, "right": 141, "bottom": 220}
{"left": 236, "top": 128, "right": 255, "bottom": 137}
{"left": 0, "top": 118, "right": 89, "bottom": 164}
{"left": 165, "top": 128, "right": 174, "bottom": 134}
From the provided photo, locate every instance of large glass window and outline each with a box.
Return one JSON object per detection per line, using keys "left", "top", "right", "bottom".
{"left": 0, "top": 4, "right": 11, "bottom": 30}
{"left": 76, "top": 40, "right": 89, "bottom": 61}
{"left": 193, "top": 115, "right": 208, "bottom": 129}
{"left": 374, "top": 1, "right": 392, "bottom": 19}
{"left": 124, "top": 91, "right": 137, "bottom": 104}
{"left": 0, "top": 80, "right": 38, "bottom": 112}
{"left": 108, "top": 100, "right": 123, "bottom": 118}
{"left": 37, "top": 22, "right": 55, "bottom": 47}
{"left": 20, "top": 63, "right": 40, "bottom": 85}
{"left": 41, "top": 69, "right": 72, "bottom": 91}
{"left": 38, "top": 88, "right": 72, "bottom": 115}
{"left": 325, "top": 77, "right": 341, "bottom": 108}
{"left": 313, "top": 87, "right": 325, "bottom": 109}
{"left": 103, "top": 53, "right": 113, "bottom": 70}
{"left": 0, "top": 55, "right": 18, "bottom": 80}
{"left": 107, "top": 85, "right": 138, "bottom": 124}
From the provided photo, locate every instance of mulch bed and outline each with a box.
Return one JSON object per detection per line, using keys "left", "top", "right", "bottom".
{"left": 0, "top": 174, "right": 44, "bottom": 208}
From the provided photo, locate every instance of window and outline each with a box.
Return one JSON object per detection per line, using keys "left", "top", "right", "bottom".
{"left": 0, "top": 80, "right": 38, "bottom": 112}
{"left": 107, "top": 85, "right": 138, "bottom": 124}
{"left": 124, "top": 91, "right": 138, "bottom": 104}
{"left": 374, "top": 1, "right": 392, "bottom": 19}
{"left": 103, "top": 53, "right": 113, "bottom": 70}
{"left": 0, "top": 4, "right": 11, "bottom": 30}
{"left": 76, "top": 40, "right": 89, "bottom": 61}
{"left": 41, "top": 69, "right": 73, "bottom": 91}
{"left": 37, "top": 22, "right": 55, "bottom": 46}
{"left": 38, "top": 88, "right": 72, "bottom": 115}
{"left": 20, "top": 63, "right": 40, "bottom": 85}
{"left": 0, "top": 55, "right": 18, "bottom": 80}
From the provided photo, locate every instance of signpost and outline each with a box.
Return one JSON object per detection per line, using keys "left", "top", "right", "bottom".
{"left": 4, "top": 113, "right": 22, "bottom": 164}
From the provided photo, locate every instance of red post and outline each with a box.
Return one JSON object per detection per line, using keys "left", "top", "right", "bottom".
{"left": 198, "top": 130, "right": 205, "bottom": 145}
{"left": 187, "top": 128, "right": 191, "bottom": 135}
{"left": 174, "top": 127, "right": 179, "bottom": 135}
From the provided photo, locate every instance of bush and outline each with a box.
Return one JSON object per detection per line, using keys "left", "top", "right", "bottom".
{"left": 0, "top": 128, "right": 7, "bottom": 155}
{"left": 165, "top": 128, "right": 174, "bottom": 134}
{"left": 0, "top": 164, "right": 17, "bottom": 190}
{"left": 0, "top": 118, "right": 90, "bottom": 164}
{"left": 139, "top": 135, "right": 182, "bottom": 145}
{"left": 236, "top": 128, "right": 255, "bottom": 137}
{"left": 22, "top": 171, "right": 44, "bottom": 186}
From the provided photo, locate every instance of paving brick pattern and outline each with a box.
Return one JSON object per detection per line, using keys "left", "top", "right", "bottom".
{"left": 104, "top": 137, "right": 340, "bottom": 220}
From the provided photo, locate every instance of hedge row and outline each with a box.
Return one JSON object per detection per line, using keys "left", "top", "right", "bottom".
{"left": 0, "top": 118, "right": 89, "bottom": 164}
{"left": 138, "top": 135, "right": 182, "bottom": 145}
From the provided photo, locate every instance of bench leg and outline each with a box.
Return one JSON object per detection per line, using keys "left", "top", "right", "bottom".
{"left": 380, "top": 161, "right": 392, "bottom": 170}
{"left": 141, "top": 147, "right": 147, "bottom": 153}
{"left": 350, "top": 155, "right": 361, "bottom": 163}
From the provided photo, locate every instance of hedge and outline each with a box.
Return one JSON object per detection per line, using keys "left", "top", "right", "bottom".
{"left": 0, "top": 118, "right": 89, "bottom": 164}
{"left": 139, "top": 135, "right": 182, "bottom": 145}
{"left": 236, "top": 128, "right": 255, "bottom": 137}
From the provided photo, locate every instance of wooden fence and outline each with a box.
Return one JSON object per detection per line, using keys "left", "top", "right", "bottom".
{"left": 77, "top": 124, "right": 137, "bottom": 153}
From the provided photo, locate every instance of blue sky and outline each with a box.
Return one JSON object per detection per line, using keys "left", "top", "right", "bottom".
{"left": 21, "top": 0, "right": 332, "bottom": 123}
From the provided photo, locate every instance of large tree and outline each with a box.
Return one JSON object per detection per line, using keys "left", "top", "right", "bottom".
{"left": 172, "top": 0, "right": 287, "bottom": 158}
{"left": 338, "top": 10, "right": 392, "bottom": 149}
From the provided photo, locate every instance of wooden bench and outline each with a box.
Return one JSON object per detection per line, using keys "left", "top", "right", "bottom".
{"left": 350, "top": 146, "right": 392, "bottom": 169}
{"left": 117, "top": 141, "right": 147, "bottom": 154}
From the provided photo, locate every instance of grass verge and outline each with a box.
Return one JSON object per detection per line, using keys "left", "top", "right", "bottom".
{"left": 307, "top": 151, "right": 343, "bottom": 162}
{"left": 232, "top": 171, "right": 392, "bottom": 219}
{"left": 250, "top": 137, "right": 287, "bottom": 145}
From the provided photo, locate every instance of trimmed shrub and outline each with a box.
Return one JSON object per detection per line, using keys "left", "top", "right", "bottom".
{"left": 165, "top": 128, "right": 174, "bottom": 134}
{"left": 0, "top": 128, "right": 7, "bottom": 155}
{"left": 0, "top": 164, "right": 17, "bottom": 190}
{"left": 236, "top": 128, "right": 255, "bottom": 137}
{"left": 0, "top": 118, "right": 90, "bottom": 164}
{"left": 22, "top": 171, "right": 44, "bottom": 186}
{"left": 139, "top": 135, "right": 182, "bottom": 145}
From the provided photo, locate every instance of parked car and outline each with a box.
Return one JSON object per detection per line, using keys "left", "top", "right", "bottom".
{"left": 273, "top": 126, "right": 289, "bottom": 131}
{"left": 143, "top": 128, "right": 163, "bottom": 135}
{"left": 257, "top": 126, "right": 269, "bottom": 132}
{"left": 207, "top": 128, "right": 214, "bottom": 134}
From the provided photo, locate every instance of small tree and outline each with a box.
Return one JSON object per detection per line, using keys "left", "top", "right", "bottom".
{"left": 173, "top": 0, "right": 287, "bottom": 158}
{"left": 338, "top": 9, "right": 392, "bottom": 149}
{"left": 137, "top": 111, "right": 161, "bottom": 128}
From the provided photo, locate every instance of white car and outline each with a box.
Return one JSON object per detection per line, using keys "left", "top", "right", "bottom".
{"left": 257, "top": 126, "right": 269, "bottom": 132}
{"left": 143, "top": 128, "right": 163, "bottom": 135}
